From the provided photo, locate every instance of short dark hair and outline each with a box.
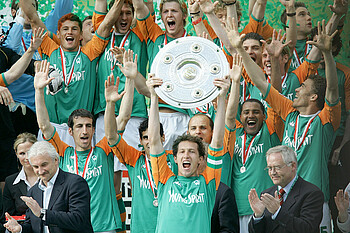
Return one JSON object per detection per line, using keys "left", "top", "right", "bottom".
{"left": 189, "top": 114, "right": 214, "bottom": 131}
{"left": 82, "top": 15, "right": 92, "bottom": 24}
{"left": 138, "top": 118, "right": 164, "bottom": 139}
{"left": 308, "top": 75, "right": 326, "bottom": 109}
{"left": 172, "top": 134, "right": 206, "bottom": 158}
{"left": 281, "top": 2, "right": 307, "bottom": 30}
{"left": 242, "top": 32, "right": 264, "bottom": 46}
{"left": 310, "top": 26, "right": 342, "bottom": 57}
{"left": 241, "top": 99, "right": 265, "bottom": 114}
{"left": 109, "top": 0, "right": 134, "bottom": 13}
{"left": 67, "top": 109, "right": 95, "bottom": 129}
{"left": 58, "top": 13, "right": 82, "bottom": 32}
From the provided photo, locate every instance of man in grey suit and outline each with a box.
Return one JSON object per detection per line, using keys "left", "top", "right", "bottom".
{"left": 248, "top": 145, "right": 323, "bottom": 233}
{"left": 4, "top": 141, "right": 93, "bottom": 233}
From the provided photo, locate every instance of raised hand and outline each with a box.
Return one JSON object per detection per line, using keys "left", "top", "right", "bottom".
{"left": 248, "top": 189, "right": 266, "bottom": 218}
{"left": 279, "top": 0, "right": 295, "bottom": 8}
{"left": 225, "top": 17, "right": 245, "bottom": 49}
{"left": 146, "top": 73, "right": 163, "bottom": 96}
{"left": 335, "top": 189, "right": 350, "bottom": 223}
{"left": 261, "top": 191, "right": 281, "bottom": 215}
{"left": 307, "top": 20, "right": 338, "bottom": 53}
{"left": 109, "top": 47, "right": 126, "bottom": 64}
{"left": 117, "top": 49, "right": 138, "bottom": 79}
{"left": 188, "top": 0, "right": 200, "bottom": 14}
{"left": 197, "top": 0, "right": 218, "bottom": 15}
{"left": 230, "top": 53, "right": 243, "bottom": 83}
{"left": 329, "top": 0, "right": 348, "bottom": 16}
{"left": 29, "top": 27, "right": 47, "bottom": 52}
{"left": 262, "top": 29, "right": 292, "bottom": 58}
{"left": 34, "top": 60, "right": 53, "bottom": 90}
{"left": 3, "top": 213, "right": 21, "bottom": 233}
{"left": 0, "top": 86, "right": 14, "bottom": 106}
{"left": 104, "top": 73, "right": 126, "bottom": 103}
{"left": 214, "top": 75, "right": 230, "bottom": 97}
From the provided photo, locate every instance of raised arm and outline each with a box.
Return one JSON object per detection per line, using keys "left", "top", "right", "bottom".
{"left": 198, "top": 0, "right": 236, "bottom": 53}
{"left": 307, "top": 20, "right": 339, "bottom": 104}
{"left": 188, "top": 0, "right": 212, "bottom": 40}
{"left": 95, "top": 0, "right": 108, "bottom": 13}
{"left": 280, "top": 0, "right": 297, "bottom": 50}
{"left": 147, "top": 74, "right": 164, "bottom": 155}
{"left": 34, "top": 60, "right": 55, "bottom": 139}
{"left": 325, "top": 0, "right": 348, "bottom": 35}
{"left": 251, "top": 0, "right": 267, "bottom": 21}
{"left": 262, "top": 29, "right": 292, "bottom": 92}
{"left": 96, "top": 0, "right": 124, "bottom": 38}
{"left": 226, "top": 17, "right": 268, "bottom": 95}
{"left": 116, "top": 49, "right": 137, "bottom": 131}
{"left": 132, "top": 0, "right": 150, "bottom": 19}
{"left": 104, "top": 74, "right": 126, "bottom": 145}
{"left": 19, "top": 0, "right": 46, "bottom": 31}
{"left": 4, "top": 27, "right": 45, "bottom": 85}
{"left": 211, "top": 75, "right": 230, "bottom": 149}
{"left": 225, "top": 53, "right": 242, "bottom": 129}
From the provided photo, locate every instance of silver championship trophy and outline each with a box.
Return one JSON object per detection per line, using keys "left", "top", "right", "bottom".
{"left": 151, "top": 36, "right": 229, "bottom": 109}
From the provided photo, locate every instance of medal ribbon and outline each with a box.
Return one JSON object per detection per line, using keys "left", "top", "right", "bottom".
{"left": 164, "top": 30, "right": 187, "bottom": 46}
{"left": 241, "top": 132, "right": 258, "bottom": 166}
{"left": 267, "top": 73, "right": 288, "bottom": 87}
{"left": 195, "top": 103, "right": 210, "bottom": 114}
{"left": 110, "top": 30, "right": 131, "bottom": 71}
{"left": 293, "top": 111, "right": 320, "bottom": 150}
{"left": 74, "top": 148, "right": 93, "bottom": 179}
{"left": 145, "top": 156, "right": 157, "bottom": 198}
{"left": 242, "top": 80, "right": 250, "bottom": 101}
{"left": 59, "top": 46, "right": 81, "bottom": 87}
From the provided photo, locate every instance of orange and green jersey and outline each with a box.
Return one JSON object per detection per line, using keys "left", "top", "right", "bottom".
{"left": 38, "top": 33, "right": 109, "bottom": 124}
{"left": 45, "top": 130, "right": 122, "bottom": 232}
{"left": 92, "top": 11, "right": 148, "bottom": 118}
{"left": 317, "top": 62, "right": 350, "bottom": 136}
{"left": 136, "top": 12, "right": 218, "bottom": 114}
{"left": 232, "top": 108, "right": 282, "bottom": 216}
{"left": 111, "top": 135, "right": 177, "bottom": 233}
{"left": 264, "top": 83, "right": 341, "bottom": 201}
{"left": 151, "top": 146, "right": 223, "bottom": 233}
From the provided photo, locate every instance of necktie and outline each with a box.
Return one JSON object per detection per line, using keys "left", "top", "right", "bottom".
{"left": 278, "top": 188, "right": 285, "bottom": 206}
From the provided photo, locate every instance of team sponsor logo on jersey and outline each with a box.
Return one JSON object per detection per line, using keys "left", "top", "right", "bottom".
{"left": 168, "top": 190, "right": 205, "bottom": 204}
{"left": 50, "top": 63, "right": 86, "bottom": 84}
{"left": 234, "top": 143, "right": 264, "bottom": 158}
{"left": 85, "top": 165, "right": 103, "bottom": 179}
{"left": 136, "top": 175, "right": 154, "bottom": 190}
{"left": 283, "top": 131, "right": 313, "bottom": 149}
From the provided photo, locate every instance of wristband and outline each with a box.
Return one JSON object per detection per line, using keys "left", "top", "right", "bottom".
{"left": 286, "top": 12, "right": 296, "bottom": 17}
{"left": 190, "top": 11, "right": 200, "bottom": 15}
{"left": 224, "top": 1, "right": 236, "bottom": 5}
{"left": 192, "top": 17, "right": 202, "bottom": 26}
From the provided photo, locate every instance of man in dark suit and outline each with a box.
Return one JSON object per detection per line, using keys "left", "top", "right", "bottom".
{"left": 4, "top": 141, "right": 93, "bottom": 233}
{"left": 248, "top": 145, "right": 324, "bottom": 233}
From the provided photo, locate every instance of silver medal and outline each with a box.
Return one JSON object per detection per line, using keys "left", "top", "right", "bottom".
{"left": 153, "top": 199, "right": 158, "bottom": 207}
{"left": 240, "top": 166, "right": 246, "bottom": 173}
{"left": 64, "top": 86, "right": 69, "bottom": 93}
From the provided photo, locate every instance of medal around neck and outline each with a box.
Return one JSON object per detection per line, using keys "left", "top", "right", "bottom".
{"left": 150, "top": 37, "right": 229, "bottom": 109}
{"left": 153, "top": 199, "right": 158, "bottom": 207}
{"left": 47, "top": 66, "right": 63, "bottom": 95}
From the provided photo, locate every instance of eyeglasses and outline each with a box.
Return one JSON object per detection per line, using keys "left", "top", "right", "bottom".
{"left": 264, "top": 164, "right": 290, "bottom": 172}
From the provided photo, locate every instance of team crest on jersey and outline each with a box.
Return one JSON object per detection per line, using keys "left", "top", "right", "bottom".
{"left": 174, "top": 181, "right": 182, "bottom": 187}
{"left": 92, "top": 155, "right": 97, "bottom": 161}
{"left": 76, "top": 57, "right": 81, "bottom": 64}
{"left": 289, "top": 121, "right": 295, "bottom": 127}
{"left": 124, "top": 40, "right": 129, "bottom": 47}
{"left": 193, "top": 180, "right": 200, "bottom": 186}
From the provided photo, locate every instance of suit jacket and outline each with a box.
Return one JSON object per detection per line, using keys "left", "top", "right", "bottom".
{"left": 248, "top": 177, "right": 324, "bottom": 233}
{"left": 21, "top": 169, "right": 93, "bottom": 233}
{"left": 0, "top": 172, "right": 28, "bottom": 233}
{"left": 211, "top": 182, "right": 240, "bottom": 233}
